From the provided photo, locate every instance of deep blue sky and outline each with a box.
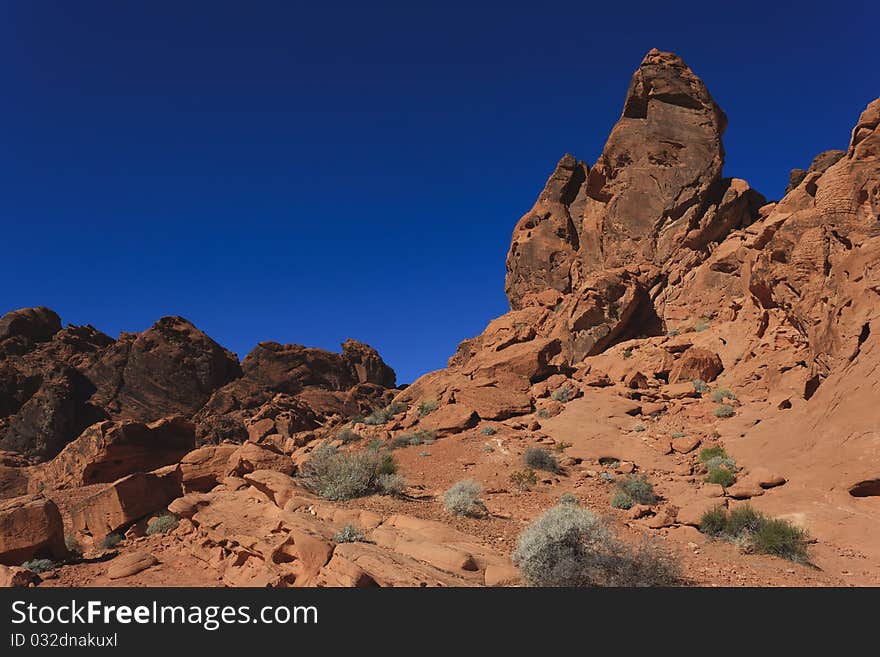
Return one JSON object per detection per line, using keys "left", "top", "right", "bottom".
{"left": 1, "top": 2, "right": 875, "bottom": 383}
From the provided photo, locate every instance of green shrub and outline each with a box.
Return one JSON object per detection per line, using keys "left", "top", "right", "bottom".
{"left": 694, "top": 318, "right": 710, "bottom": 332}
{"left": 512, "top": 502, "right": 680, "bottom": 587}
{"left": 377, "top": 473, "right": 407, "bottom": 496}
{"left": 633, "top": 424, "right": 646, "bottom": 433}
{"left": 704, "top": 455, "right": 737, "bottom": 472}
{"left": 558, "top": 492, "right": 579, "bottom": 505}
{"left": 417, "top": 399, "right": 439, "bottom": 417}
{"left": 337, "top": 427, "right": 362, "bottom": 444}
{"left": 480, "top": 426, "right": 497, "bottom": 436}
{"left": 666, "top": 329, "right": 680, "bottom": 337}
{"left": 551, "top": 386, "right": 573, "bottom": 403}
{"left": 614, "top": 474, "right": 656, "bottom": 505}
{"left": 697, "top": 504, "right": 810, "bottom": 563}
{"left": 302, "top": 443, "right": 398, "bottom": 501}
{"left": 364, "top": 402, "right": 407, "bottom": 425}
{"left": 623, "top": 348, "right": 633, "bottom": 359}
{"left": 705, "top": 466, "right": 736, "bottom": 487}
{"left": 536, "top": 409, "right": 550, "bottom": 419}
{"left": 443, "top": 479, "right": 486, "bottom": 517}
{"left": 334, "top": 524, "right": 366, "bottom": 543}
{"left": 751, "top": 518, "right": 810, "bottom": 562}
{"left": 101, "top": 532, "right": 124, "bottom": 549}
{"left": 711, "top": 387, "right": 736, "bottom": 403}
{"left": 418, "top": 450, "right": 430, "bottom": 457}
{"left": 390, "top": 429, "right": 436, "bottom": 448}
{"left": 699, "top": 506, "right": 729, "bottom": 537}
{"left": 714, "top": 404, "right": 736, "bottom": 418}
{"left": 699, "top": 446, "right": 727, "bottom": 462}
{"left": 509, "top": 468, "right": 538, "bottom": 491}
{"left": 523, "top": 447, "right": 560, "bottom": 473}
{"left": 22, "top": 559, "right": 55, "bottom": 574}
{"left": 692, "top": 379, "right": 709, "bottom": 394}
{"left": 146, "top": 513, "right": 179, "bottom": 536}
{"left": 611, "top": 491, "right": 634, "bottom": 509}
{"left": 671, "top": 432, "right": 686, "bottom": 439}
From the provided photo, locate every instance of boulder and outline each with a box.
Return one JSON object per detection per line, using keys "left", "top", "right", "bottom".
{"left": 669, "top": 347, "right": 723, "bottom": 383}
{"left": 179, "top": 444, "right": 239, "bottom": 492}
{"left": 0, "top": 494, "right": 66, "bottom": 565}
{"left": 107, "top": 551, "right": 159, "bottom": 579}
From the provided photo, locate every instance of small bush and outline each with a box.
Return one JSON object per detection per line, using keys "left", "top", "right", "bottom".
{"left": 692, "top": 379, "right": 709, "bottom": 394}
{"left": 694, "top": 318, "right": 710, "bottom": 332}
{"left": 536, "top": 409, "right": 550, "bottom": 419}
{"left": 334, "top": 524, "right": 365, "bottom": 543}
{"left": 699, "top": 506, "right": 729, "bottom": 537}
{"left": 551, "top": 386, "right": 573, "bottom": 403}
{"left": 714, "top": 404, "right": 736, "bottom": 418}
{"left": 377, "top": 473, "right": 407, "bottom": 496}
{"left": 364, "top": 402, "right": 407, "bottom": 425}
{"left": 697, "top": 504, "right": 810, "bottom": 563}
{"left": 337, "top": 427, "right": 362, "bottom": 444}
{"left": 22, "top": 559, "right": 55, "bottom": 574}
{"left": 101, "top": 532, "right": 124, "bottom": 549}
{"left": 302, "top": 443, "right": 398, "bottom": 501}
{"left": 671, "top": 432, "right": 686, "bottom": 439}
{"left": 666, "top": 329, "right": 680, "bottom": 337}
{"left": 615, "top": 474, "right": 656, "bottom": 505}
{"left": 559, "top": 492, "right": 579, "bottom": 505}
{"left": 699, "top": 446, "right": 727, "bottom": 462}
{"left": 509, "top": 468, "right": 538, "bottom": 491}
{"left": 623, "top": 348, "right": 633, "bottom": 359}
{"left": 704, "top": 455, "right": 737, "bottom": 472}
{"left": 711, "top": 387, "right": 736, "bottom": 403}
{"left": 705, "top": 467, "right": 736, "bottom": 487}
{"left": 65, "top": 534, "right": 82, "bottom": 555}
{"left": 633, "top": 424, "right": 646, "bottom": 433}
{"left": 443, "top": 479, "right": 486, "bottom": 517}
{"left": 611, "top": 491, "right": 634, "bottom": 509}
{"left": 480, "top": 426, "right": 497, "bottom": 436}
{"left": 482, "top": 445, "right": 495, "bottom": 453}
{"left": 512, "top": 502, "right": 680, "bottom": 587}
{"left": 418, "top": 450, "right": 430, "bottom": 457}
{"left": 417, "top": 399, "right": 439, "bottom": 417}
{"left": 523, "top": 447, "right": 560, "bottom": 473}
{"left": 146, "top": 513, "right": 179, "bottom": 536}
{"left": 751, "top": 518, "right": 810, "bottom": 562}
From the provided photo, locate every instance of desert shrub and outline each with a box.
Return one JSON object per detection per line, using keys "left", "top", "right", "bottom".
{"left": 146, "top": 513, "right": 179, "bottom": 536}
{"left": 694, "top": 318, "right": 710, "bottom": 332}
{"left": 101, "top": 532, "right": 124, "bottom": 549}
{"left": 418, "top": 450, "right": 430, "bottom": 457}
{"left": 714, "top": 404, "right": 736, "bottom": 418}
{"left": 726, "top": 505, "right": 763, "bottom": 536}
{"left": 334, "top": 524, "right": 365, "bottom": 543}
{"left": 482, "top": 445, "right": 494, "bottom": 453}
{"left": 390, "top": 435, "right": 412, "bottom": 449}
{"left": 711, "top": 387, "right": 736, "bottom": 403}
{"left": 633, "top": 424, "right": 646, "bottom": 433}
{"left": 364, "top": 402, "right": 407, "bottom": 425}
{"left": 22, "top": 559, "right": 55, "bottom": 574}
{"left": 512, "top": 502, "right": 680, "bottom": 587}
{"left": 699, "top": 446, "right": 727, "bottom": 462}
{"left": 699, "top": 506, "right": 729, "bottom": 537}
{"left": 705, "top": 467, "right": 736, "bottom": 487}
{"left": 536, "top": 409, "right": 550, "bottom": 419}
{"left": 692, "top": 379, "right": 709, "bottom": 393}
{"left": 391, "top": 429, "right": 436, "bottom": 448}
{"left": 337, "top": 427, "right": 362, "bottom": 444}
{"left": 614, "top": 474, "right": 656, "bottom": 505}
{"left": 611, "top": 491, "right": 634, "bottom": 510}
{"left": 671, "top": 432, "right": 687, "bottom": 438}
{"left": 698, "top": 504, "right": 810, "bottom": 563}
{"left": 443, "top": 479, "right": 486, "bottom": 517}
{"left": 417, "top": 399, "right": 439, "bottom": 417}
{"left": 666, "top": 329, "right": 680, "bottom": 337}
{"left": 551, "top": 386, "right": 573, "bottom": 403}
{"left": 65, "top": 534, "right": 82, "bottom": 555}
{"left": 559, "top": 492, "right": 579, "bottom": 505}
{"left": 623, "top": 348, "right": 633, "bottom": 359}
{"left": 523, "top": 447, "right": 560, "bottom": 473}
{"left": 751, "top": 518, "right": 810, "bottom": 562}
{"left": 302, "top": 443, "right": 397, "bottom": 501}
{"left": 480, "top": 426, "right": 497, "bottom": 435}
{"left": 377, "top": 473, "right": 407, "bottom": 496}
{"left": 704, "top": 455, "right": 737, "bottom": 472}
{"left": 509, "top": 469, "right": 538, "bottom": 491}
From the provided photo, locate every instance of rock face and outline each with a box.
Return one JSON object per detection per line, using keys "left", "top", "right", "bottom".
{"left": 0, "top": 494, "right": 66, "bottom": 565}
{"left": 87, "top": 316, "right": 242, "bottom": 422}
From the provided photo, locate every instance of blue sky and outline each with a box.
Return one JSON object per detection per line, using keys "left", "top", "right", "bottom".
{"left": 1, "top": 1, "right": 875, "bottom": 383}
